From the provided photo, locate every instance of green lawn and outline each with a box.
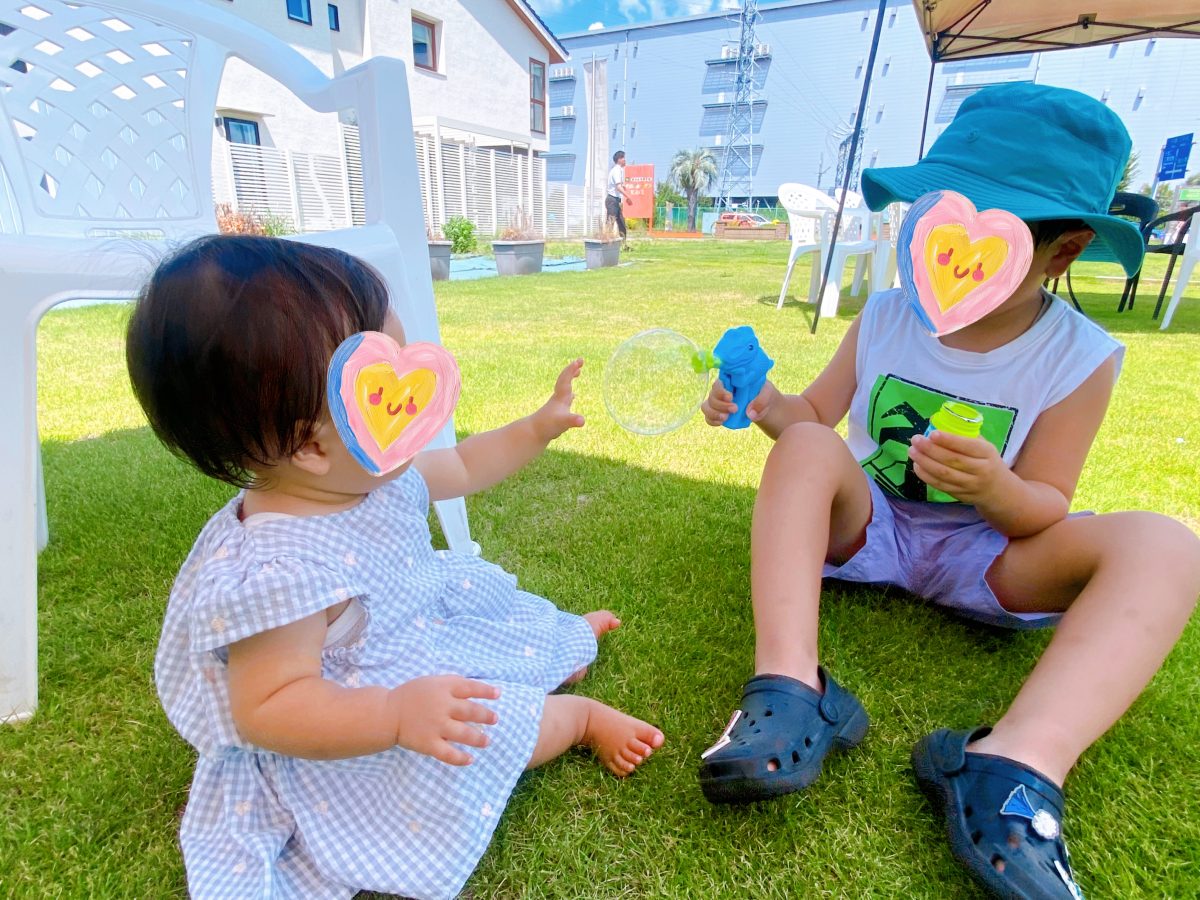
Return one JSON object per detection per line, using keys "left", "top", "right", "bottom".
{"left": 3, "top": 240, "right": 1199, "bottom": 898}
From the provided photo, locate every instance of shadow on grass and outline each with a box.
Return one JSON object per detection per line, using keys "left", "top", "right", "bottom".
{"left": 6, "top": 426, "right": 1196, "bottom": 897}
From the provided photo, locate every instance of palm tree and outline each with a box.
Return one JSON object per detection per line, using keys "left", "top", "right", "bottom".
{"left": 670, "top": 148, "right": 718, "bottom": 232}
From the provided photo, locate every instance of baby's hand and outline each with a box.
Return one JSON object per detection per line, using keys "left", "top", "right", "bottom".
{"left": 388, "top": 675, "right": 500, "bottom": 766}
{"left": 531, "top": 358, "right": 586, "bottom": 442}
{"left": 909, "top": 431, "right": 1007, "bottom": 505}
{"left": 701, "top": 379, "right": 778, "bottom": 427}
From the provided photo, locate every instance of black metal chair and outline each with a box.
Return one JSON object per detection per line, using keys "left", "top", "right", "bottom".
{"left": 1056, "top": 192, "right": 1158, "bottom": 313}
{"left": 1139, "top": 206, "right": 1200, "bottom": 319}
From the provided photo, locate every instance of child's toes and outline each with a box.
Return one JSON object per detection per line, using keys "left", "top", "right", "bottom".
{"left": 634, "top": 722, "right": 664, "bottom": 750}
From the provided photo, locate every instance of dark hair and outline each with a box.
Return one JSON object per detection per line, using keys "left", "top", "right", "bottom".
{"left": 126, "top": 235, "right": 390, "bottom": 488}
{"left": 1027, "top": 218, "right": 1092, "bottom": 248}
{"left": 613, "top": 150, "right": 625, "bottom": 163}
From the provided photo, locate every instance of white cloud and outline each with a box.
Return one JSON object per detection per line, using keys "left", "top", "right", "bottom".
{"left": 530, "top": 0, "right": 566, "bottom": 12}
{"left": 618, "top": 0, "right": 647, "bottom": 18}
{"left": 587, "top": 21, "right": 605, "bottom": 30}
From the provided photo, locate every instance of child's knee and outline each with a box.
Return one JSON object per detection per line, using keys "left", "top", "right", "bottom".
{"left": 1101, "top": 511, "right": 1200, "bottom": 593}
{"left": 772, "top": 421, "right": 845, "bottom": 462}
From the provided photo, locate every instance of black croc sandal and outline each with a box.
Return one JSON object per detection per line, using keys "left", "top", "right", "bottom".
{"left": 698, "top": 669, "right": 869, "bottom": 804}
{"left": 912, "top": 727, "right": 1086, "bottom": 900}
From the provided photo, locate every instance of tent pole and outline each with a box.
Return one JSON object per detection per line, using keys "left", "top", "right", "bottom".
{"left": 918, "top": 57, "right": 936, "bottom": 158}
{"left": 811, "top": 0, "right": 888, "bottom": 334}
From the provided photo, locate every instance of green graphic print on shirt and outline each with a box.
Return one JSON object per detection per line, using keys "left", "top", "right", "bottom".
{"left": 860, "top": 374, "right": 1017, "bottom": 503}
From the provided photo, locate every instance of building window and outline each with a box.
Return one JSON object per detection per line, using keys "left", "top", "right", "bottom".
{"left": 1133, "top": 87, "right": 1145, "bottom": 111}
{"left": 286, "top": 0, "right": 312, "bottom": 25}
{"left": 861, "top": 14, "right": 869, "bottom": 30}
{"left": 631, "top": 82, "right": 638, "bottom": 99}
{"left": 222, "top": 116, "right": 261, "bottom": 145}
{"left": 412, "top": 16, "right": 437, "bottom": 71}
{"left": 1145, "top": 39, "right": 1155, "bottom": 56}
{"left": 327, "top": 4, "right": 340, "bottom": 31}
{"left": 1101, "top": 88, "right": 1111, "bottom": 104}
{"left": 882, "top": 56, "right": 891, "bottom": 76}
{"left": 530, "top": 59, "right": 546, "bottom": 134}
{"left": 888, "top": 11, "right": 896, "bottom": 27}
{"left": 854, "top": 58, "right": 863, "bottom": 78}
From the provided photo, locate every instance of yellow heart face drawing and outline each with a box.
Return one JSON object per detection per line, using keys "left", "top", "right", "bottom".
{"left": 354, "top": 363, "right": 437, "bottom": 452}
{"left": 924, "top": 224, "right": 1011, "bottom": 313}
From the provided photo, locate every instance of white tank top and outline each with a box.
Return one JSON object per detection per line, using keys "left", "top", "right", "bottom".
{"left": 847, "top": 288, "right": 1123, "bottom": 503}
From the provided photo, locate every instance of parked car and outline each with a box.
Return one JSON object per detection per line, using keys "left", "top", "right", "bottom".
{"left": 717, "top": 211, "right": 771, "bottom": 227}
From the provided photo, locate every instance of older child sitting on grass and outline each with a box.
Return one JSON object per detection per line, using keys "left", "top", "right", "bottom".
{"left": 697, "top": 83, "right": 1200, "bottom": 900}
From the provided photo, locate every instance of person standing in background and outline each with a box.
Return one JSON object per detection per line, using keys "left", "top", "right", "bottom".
{"left": 606, "top": 151, "right": 630, "bottom": 242}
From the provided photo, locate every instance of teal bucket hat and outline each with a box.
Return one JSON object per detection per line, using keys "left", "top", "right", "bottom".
{"left": 862, "top": 83, "right": 1144, "bottom": 277}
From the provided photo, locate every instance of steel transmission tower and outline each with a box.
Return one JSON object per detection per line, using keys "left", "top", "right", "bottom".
{"left": 716, "top": 0, "right": 760, "bottom": 210}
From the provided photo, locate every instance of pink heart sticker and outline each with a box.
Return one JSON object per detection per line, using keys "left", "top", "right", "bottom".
{"left": 327, "top": 332, "right": 460, "bottom": 476}
{"left": 898, "top": 191, "right": 1034, "bottom": 336}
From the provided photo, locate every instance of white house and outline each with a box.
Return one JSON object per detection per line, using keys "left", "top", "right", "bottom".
{"left": 207, "top": 0, "right": 564, "bottom": 154}
{"left": 203, "top": 0, "right": 568, "bottom": 233}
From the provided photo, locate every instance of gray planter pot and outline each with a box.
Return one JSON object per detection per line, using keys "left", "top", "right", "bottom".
{"left": 492, "top": 240, "right": 545, "bottom": 276}
{"left": 583, "top": 238, "right": 621, "bottom": 269}
{"left": 427, "top": 241, "right": 452, "bottom": 281}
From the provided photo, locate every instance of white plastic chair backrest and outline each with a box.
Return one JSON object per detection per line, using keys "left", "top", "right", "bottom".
{"left": 0, "top": 0, "right": 230, "bottom": 238}
{"left": 777, "top": 182, "right": 833, "bottom": 244}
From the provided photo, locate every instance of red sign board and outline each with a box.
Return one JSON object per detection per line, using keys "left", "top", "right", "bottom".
{"left": 623, "top": 164, "right": 655, "bottom": 222}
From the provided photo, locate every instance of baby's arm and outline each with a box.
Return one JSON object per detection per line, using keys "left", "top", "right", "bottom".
{"left": 909, "top": 354, "right": 1117, "bottom": 537}
{"left": 227, "top": 612, "right": 498, "bottom": 762}
{"left": 702, "top": 316, "right": 862, "bottom": 439}
{"left": 415, "top": 359, "right": 584, "bottom": 501}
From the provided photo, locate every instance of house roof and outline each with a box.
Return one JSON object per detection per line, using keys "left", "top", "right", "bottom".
{"left": 507, "top": 0, "right": 568, "bottom": 63}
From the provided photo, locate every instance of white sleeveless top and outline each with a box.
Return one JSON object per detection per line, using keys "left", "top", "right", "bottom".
{"left": 847, "top": 288, "right": 1123, "bottom": 503}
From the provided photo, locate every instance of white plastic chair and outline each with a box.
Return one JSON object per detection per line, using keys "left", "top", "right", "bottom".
{"left": 776, "top": 182, "right": 834, "bottom": 309}
{"left": 812, "top": 189, "right": 875, "bottom": 317}
{"left": 0, "top": 0, "right": 475, "bottom": 724}
{"left": 869, "top": 202, "right": 907, "bottom": 296}
{"left": 1159, "top": 218, "right": 1199, "bottom": 330}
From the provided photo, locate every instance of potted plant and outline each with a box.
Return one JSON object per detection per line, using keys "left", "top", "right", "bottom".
{"left": 427, "top": 226, "right": 452, "bottom": 281}
{"left": 583, "top": 216, "right": 622, "bottom": 269}
{"left": 491, "top": 208, "right": 545, "bottom": 276}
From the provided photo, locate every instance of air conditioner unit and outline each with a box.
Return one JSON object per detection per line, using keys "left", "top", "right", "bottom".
{"left": 551, "top": 66, "right": 574, "bottom": 79}
{"left": 756, "top": 43, "right": 771, "bottom": 56}
{"left": 713, "top": 135, "right": 724, "bottom": 145}
{"left": 721, "top": 45, "right": 735, "bottom": 59}
{"left": 560, "top": 105, "right": 575, "bottom": 117}
{"left": 715, "top": 92, "right": 727, "bottom": 104}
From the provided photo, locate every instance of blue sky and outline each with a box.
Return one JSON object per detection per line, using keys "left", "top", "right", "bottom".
{"left": 527, "top": 0, "right": 742, "bottom": 37}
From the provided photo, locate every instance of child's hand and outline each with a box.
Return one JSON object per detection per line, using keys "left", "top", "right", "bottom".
{"left": 909, "top": 431, "right": 1008, "bottom": 505}
{"left": 701, "top": 379, "right": 778, "bottom": 427}
{"left": 388, "top": 675, "right": 500, "bottom": 766}
{"left": 531, "top": 359, "right": 586, "bottom": 442}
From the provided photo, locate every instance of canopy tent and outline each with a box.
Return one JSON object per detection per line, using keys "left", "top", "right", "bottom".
{"left": 916, "top": 1, "right": 1200, "bottom": 62}
{"left": 810, "top": 0, "right": 1200, "bottom": 333}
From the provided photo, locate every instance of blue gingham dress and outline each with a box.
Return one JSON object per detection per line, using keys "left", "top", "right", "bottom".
{"left": 155, "top": 467, "right": 597, "bottom": 899}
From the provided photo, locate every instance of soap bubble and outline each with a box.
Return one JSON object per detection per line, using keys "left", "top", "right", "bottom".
{"left": 603, "top": 329, "right": 711, "bottom": 435}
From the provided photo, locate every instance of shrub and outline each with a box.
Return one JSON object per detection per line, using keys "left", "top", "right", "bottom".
{"left": 214, "top": 203, "right": 296, "bottom": 236}
{"left": 443, "top": 216, "right": 477, "bottom": 254}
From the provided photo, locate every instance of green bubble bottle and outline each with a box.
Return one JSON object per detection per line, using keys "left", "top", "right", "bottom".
{"left": 925, "top": 401, "right": 983, "bottom": 439}
{"left": 924, "top": 401, "right": 983, "bottom": 503}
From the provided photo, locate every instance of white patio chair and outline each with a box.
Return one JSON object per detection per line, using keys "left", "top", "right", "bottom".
{"left": 869, "top": 201, "right": 907, "bottom": 296}
{"left": 0, "top": 0, "right": 475, "bottom": 724}
{"left": 812, "top": 188, "right": 875, "bottom": 317}
{"left": 776, "top": 182, "right": 834, "bottom": 309}
{"left": 1159, "top": 216, "right": 1199, "bottom": 330}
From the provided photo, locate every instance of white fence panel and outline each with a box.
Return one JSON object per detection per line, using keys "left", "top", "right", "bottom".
{"left": 215, "top": 129, "right": 553, "bottom": 238}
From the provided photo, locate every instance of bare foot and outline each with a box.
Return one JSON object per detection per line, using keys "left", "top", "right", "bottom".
{"left": 582, "top": 699, "right": 664, "bottom": 778}
{"left": 562, "top": 611, "right": 623, "bottom": 687}
{"left": 584, "top": 610, "right": 621, "bottom": 639}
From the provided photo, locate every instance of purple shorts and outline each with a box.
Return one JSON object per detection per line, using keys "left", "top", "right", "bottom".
{"left": 822, "top": 478, "right": 1063, "bottom": 630}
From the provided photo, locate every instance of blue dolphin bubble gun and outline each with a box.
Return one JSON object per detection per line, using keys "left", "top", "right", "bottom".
{"left": 691, "top": 325, "right": 774, "bottom": 430}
